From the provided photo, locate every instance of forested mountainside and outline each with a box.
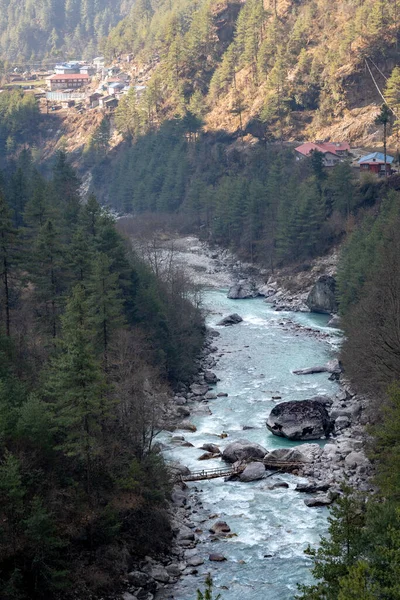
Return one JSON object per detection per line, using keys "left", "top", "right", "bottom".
{"left": 104, "top": 0, "right": 400, "bottom": 142}
{"left": 0, "top": 0, "right": 130, "bottom": 61}
{"left": 0, "top": 148, "right": 204, "bottom": 599}
{"left": 296, "top": 187, "right": 400, "bottom": 599}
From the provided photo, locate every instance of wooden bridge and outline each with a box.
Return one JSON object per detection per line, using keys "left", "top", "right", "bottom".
{"left": 180, "top": 459, "right": 306, "bottom": 483}
{"left": 181, "top": 465, "right": 245, "bottom": 482}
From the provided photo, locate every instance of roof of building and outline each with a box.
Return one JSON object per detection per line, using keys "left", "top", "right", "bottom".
{"left": 295, "top": 141, "right": 351, "bottom": 157}
{"left": 47, "top": 74, "right": 90, "bottom": 80}
{"left": 108, "top": 81, "right": 124, "bottom": 88}
{"left": 358, "top": 152, "right": 394, "bottom": 164}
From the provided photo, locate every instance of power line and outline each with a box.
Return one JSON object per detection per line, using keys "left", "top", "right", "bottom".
{"left": 368, "top": 57, "right": 388, "bottom": 82}
{"left": 365, "top": 58, "right": 399, "bottom": 119}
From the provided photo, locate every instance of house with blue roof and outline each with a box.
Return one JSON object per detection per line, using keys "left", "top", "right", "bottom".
{"left": 358, "top": 152, "right": 394, "bottom": 176}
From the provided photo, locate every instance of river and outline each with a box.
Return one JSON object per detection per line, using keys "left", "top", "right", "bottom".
{"left": 157, "top": 246, "right": 342, "bottom": 599}
{"left": 146, "top": 236, "right": 340, "bottom": 599}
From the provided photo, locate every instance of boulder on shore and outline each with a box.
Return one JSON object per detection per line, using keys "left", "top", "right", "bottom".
{"left": 266, "top": 399, "right": 334, "bottom": 440}
{"left": 222, "top": 438, "right": 268, "bottom": 463}
{"left": 327, "top": 315, "right": 341, "bottom": 328}
{"left": 204, "top": 370, "right": 218, "bottom": 384}
{"left": 217, "top": 313, "right": 243, "bottom": 326}
{"left": 306, "top": 275, "right": 338, "bottom": 314}
{"left": 240, "top": 462, "right": 266, "bottom": 482}
{"left": 227, "top": 283, "right": 258, "bottom": 299}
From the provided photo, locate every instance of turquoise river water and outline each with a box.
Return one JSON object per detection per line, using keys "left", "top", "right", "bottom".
{"left": 162, "top": 289, "right": 341, "bottom": 600}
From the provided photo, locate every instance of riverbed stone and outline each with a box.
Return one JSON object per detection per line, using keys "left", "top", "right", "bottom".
{"left": 209, "top": 520, "right": 231, "bottom": 534}
{"left": 200, "top": 443, "right": 220, "bottom": 454}
{"left": 227, "top": 283, "right": 257, "bottom": 299}
{"left": 222, "top": 438, "right": 268, "bottom": 463}
{"left": 304, "top": 494, "right": 334, "bottom": 507}
{"left": 327, "top": 315, "right": 341, "bottom": 328}
{"left": 169, "top": 461, "right": 191, "bottom": 477}
{"left": 293, "top": 360, "right": 341, "bottom": 376}
{"left": 344, "top": 451, "right": 369, "bottom": 469}
{"left": 209, "top": 553, "right": 227, "bottom": 562}
{"left": 148, "top": 565, "right": 170, "bottom": 583}
{"left": 198, "top": 452, "right": 219, "bottom": 460}
{"left": 266, "top": 399, "right": 334, "bottom": 440}
{"left": 240, "top": 462, "right": 266, "bottom": 482}
{"left": 217, "top": 313, "right": 243, "bottom": 326}
{"left": 204, "top": 371, "right": 218, "bottom": 384}
{"left": 179, "top": 421, "right": 197, "bottom": 432}
{"left": 187, "top": 556, "right": 204, "bottom": 567}
{"left": 191, "top": 383, "right": 209, "bottom": 396}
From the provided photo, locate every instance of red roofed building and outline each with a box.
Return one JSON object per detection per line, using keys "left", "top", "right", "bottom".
{"left": 46, "top": 74, "right": 91, "bottom": 91}
{"left": 295, "top": 141, "right": 350, "bottom": 167}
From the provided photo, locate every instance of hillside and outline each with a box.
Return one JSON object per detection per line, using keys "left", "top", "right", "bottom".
{"left": 104, "top": 0, "right": 400, "bottom": 146}
{"left": 0, "top": 0, "right": 130, "bottom": 62}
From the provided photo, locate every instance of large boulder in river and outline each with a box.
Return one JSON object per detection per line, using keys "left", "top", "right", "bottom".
{"left": 240, "top": 462, "right": 266, "bottom": 482}
{"left": 266, "top": 399, "right": 334, "bottom": 440}
{"left": 227, "top": 283, "right": 258, "bottom": 299}
{"left": 306, "top": 275, "right": 338, "bottom": 314}
{"left": 222, "top": 438, "right": 267, "bottom": 463}
{"left": 217, "top": 313, "right": 243, "bottom": 326}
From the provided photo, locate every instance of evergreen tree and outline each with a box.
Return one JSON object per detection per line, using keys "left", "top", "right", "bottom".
{"left": 52, "top": 151, "right": 81, "bottom": 227}
{"left": 0, "top": 191, "right": 18, "bottom": 336}
{"left": 46, "top": 284, "right": 107, "bottom": 494}
{"left": 296, "top": 487, "right": 366, "bottom": 600}
{"left": 31, "top": 220, "right": 66, "bottom": 339}
{"left": 87, "top": 252, "right": 124, "bottom": 367}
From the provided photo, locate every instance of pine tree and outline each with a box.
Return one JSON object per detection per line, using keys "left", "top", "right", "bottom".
{"left": 31, "top": 220, "right": 67, "bottom": 339}
{"left": 23, "top": 170, "right": 52, "bottom": 233}
{"left": 87, "top": 252, "right": 124, "bottom": 368}
{"left": 296, "top": 487, "right": 366, "bottom": 600}
{"left": 46, "top": 284, "right": 106, "bottom": 494}
{"left": 0, "top": 451, "right": 25, "bottom": 556}
{"left": 23, "top": 496, "right": 67, "bottom": 595}
{"left": 0, "top": 191, "right": 18, "bottom": 336}
{"left": 52, "top": 151, "right": 81, "bottom": 227}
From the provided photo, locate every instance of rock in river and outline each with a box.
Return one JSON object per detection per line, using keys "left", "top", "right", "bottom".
{"left": 217, "top": 313, "right": 243, "bottom": 326}
{"left": 306, "top": 275, "right": 338, "bottom": 314}
{"left": 209, "top": 553, "right": 227, "bottom": 562}
{"left": 227, "top": 283, "right": 258, "bottom": 299}
{"left": 293, "top": 360, "right": 341, "bottom": 376}
{"left": 200, "top": 443, "right": 221, "bottom": 454}
{"left": 240, "top": 462, "right": 266, "bottom": 482}
{"left": 266, "top": 399, "right": 334, "bottom": 440}
{"left": 210, "top": 520, "right": 231, "bottom": 534}
{"left": 222, "top": 438, "right": 268, "bottom": 463}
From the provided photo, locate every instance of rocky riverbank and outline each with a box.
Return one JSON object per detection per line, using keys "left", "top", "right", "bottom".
{"left": 160, "top": 235, "right": 340, "bottom": 316}
{"left": 120, "top": 236, "right": 370, "bottom": 600}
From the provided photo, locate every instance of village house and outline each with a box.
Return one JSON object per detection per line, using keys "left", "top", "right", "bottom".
{"left": 86, "top": 92, "right": 103, "bottom": 109}
{"left": 54, "top": 62, "right": 81, "bottom": 75}
{"left": 358, "top": 152, "right": 394, "bottom": 176}
{"left": 108, "top": 81, "right": 124, "bottom": 95}
{"left": 99, "top": 95, "right": 118, "bottom": 110}
{"left": 46, "top": 74, "right": 90, "bottom": 91}
{"left": 79, "top": 65, "right": 96, "bottom": 76}
{"left": 93, "top": 57, "right": 105, "bottom": 71}
{"left": 295, "top": 141, "right": 351, "bottom": 167}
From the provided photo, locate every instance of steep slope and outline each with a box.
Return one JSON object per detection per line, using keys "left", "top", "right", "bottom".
{"left": 0, "top": 0, "right": 131, "bottom": 61}
{"left": 105, "top": 0, "right": 400, "bottom": 145}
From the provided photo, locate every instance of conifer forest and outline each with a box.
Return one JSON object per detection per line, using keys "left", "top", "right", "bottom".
{"left": 2, "top": 1, "right": 400, "bottom": 599}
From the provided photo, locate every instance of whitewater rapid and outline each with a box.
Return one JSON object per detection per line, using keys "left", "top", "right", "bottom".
{"left": 161, "top": 272, "right": 341, "bottom": 599}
